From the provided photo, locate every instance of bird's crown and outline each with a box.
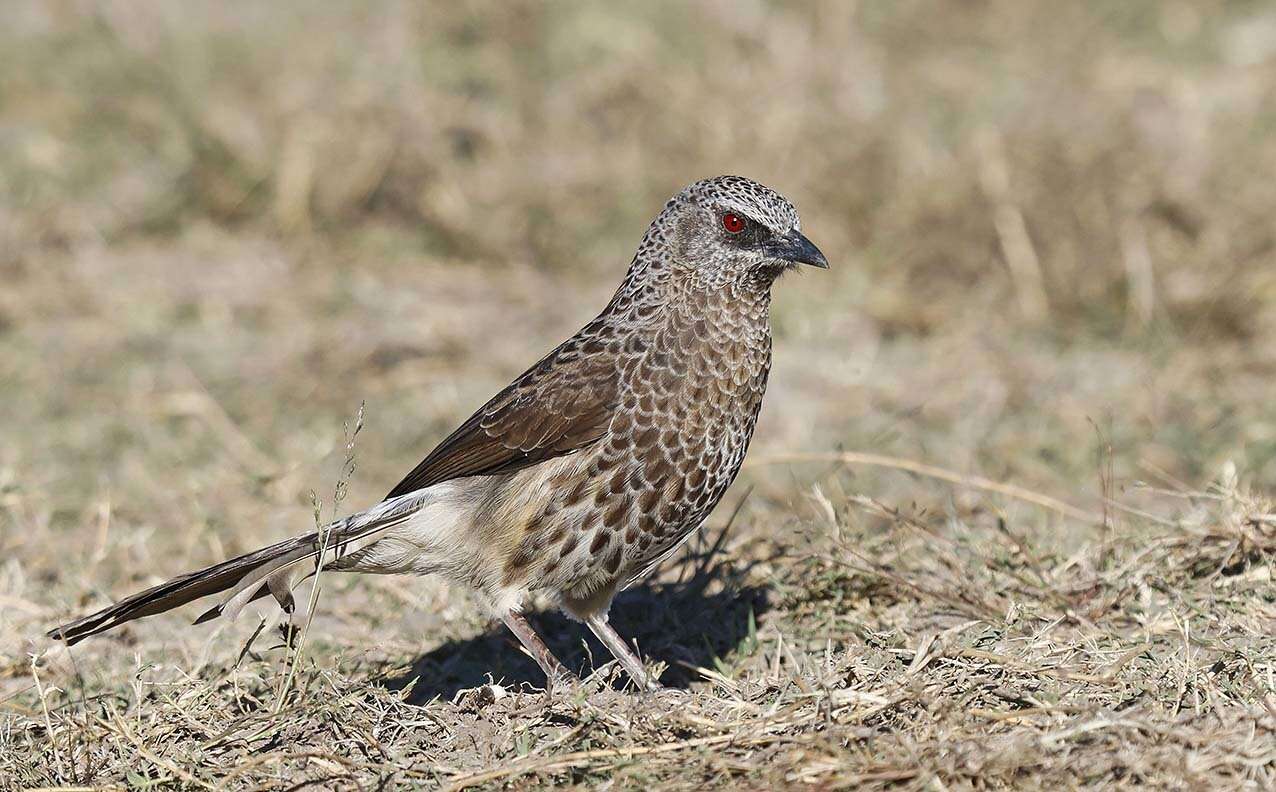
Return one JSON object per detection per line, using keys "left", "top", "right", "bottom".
{"left": 675, "top": 175, "right": 801, "bottom": 234}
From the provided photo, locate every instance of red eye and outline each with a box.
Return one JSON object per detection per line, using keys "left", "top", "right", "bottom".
{"left": 722, "top": 212, "right": 746, "bottom": 234}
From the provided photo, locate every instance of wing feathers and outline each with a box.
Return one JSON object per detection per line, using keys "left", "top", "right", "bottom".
{"left": 385, "top": 327, "right": 621, "bottom": 499}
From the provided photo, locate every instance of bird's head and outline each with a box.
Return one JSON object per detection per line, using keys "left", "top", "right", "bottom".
{"left": 652, "top": 175, "right": 828, "bottom": 291}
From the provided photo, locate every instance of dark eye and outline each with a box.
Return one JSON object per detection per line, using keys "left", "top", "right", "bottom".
{"left": 721, "top": 212, "right": 746, "bottom": 234}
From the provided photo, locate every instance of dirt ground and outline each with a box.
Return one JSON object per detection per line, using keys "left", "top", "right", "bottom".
{"left": 2, "top": 2, "right": 1274, "bottom": 789}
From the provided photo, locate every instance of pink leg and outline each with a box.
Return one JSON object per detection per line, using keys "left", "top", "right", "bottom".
{"left": 502, "top": 611, "right": 573, "bottom": 689}
{"left": 585, "top": 612, "right": 660, "bottom": 691}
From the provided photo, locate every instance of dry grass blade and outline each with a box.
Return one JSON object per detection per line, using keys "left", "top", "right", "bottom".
{"left": 442, "top": 731, "right": 795, "bottom": 791}
{"left": 749, "top": 451, "right": 1104, "bottom": 524}
{"left": 96, "top": 712, "right": 217, "bottom": 790}
{"left": 273, "top": 402, "right": 365, "bottom": 714}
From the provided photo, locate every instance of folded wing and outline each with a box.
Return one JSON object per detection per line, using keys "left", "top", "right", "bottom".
{"left": 385, "top": 322, "right": 622, "bottom": 499}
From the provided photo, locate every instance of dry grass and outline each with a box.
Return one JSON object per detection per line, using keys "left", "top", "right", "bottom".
{"left": 3, "top": 1, "right": 1276, "bottom": 789}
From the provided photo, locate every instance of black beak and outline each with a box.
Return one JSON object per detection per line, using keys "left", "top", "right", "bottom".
{"left": 765, "top": 229, "right": 829, "bottom": 269}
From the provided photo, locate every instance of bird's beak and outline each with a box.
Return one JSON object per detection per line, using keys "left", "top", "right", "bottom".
{"left": 765, "top": 229, "right": 829, "bottom": 269}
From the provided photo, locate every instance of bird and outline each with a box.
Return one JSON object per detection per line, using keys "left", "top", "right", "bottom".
{"left": 48, "top": 175, "right": 828, "bottom": 690}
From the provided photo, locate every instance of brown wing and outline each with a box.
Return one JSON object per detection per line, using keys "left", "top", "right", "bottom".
{"left": 385, "top": 324, "right": 621, "bottom": 499}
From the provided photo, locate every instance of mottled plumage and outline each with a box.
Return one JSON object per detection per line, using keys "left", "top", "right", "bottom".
{"left": 49, "top": 175, "right": 828, "bottom": 690}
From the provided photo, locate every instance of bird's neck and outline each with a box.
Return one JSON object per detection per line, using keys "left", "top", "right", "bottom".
{"left": 608, "top": 253, "right": 775, "bottom": 364}
{"left": 619, "top": 259, "right": 772, "bottom": 319}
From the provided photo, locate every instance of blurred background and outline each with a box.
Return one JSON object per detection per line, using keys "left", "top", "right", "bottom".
{"left": 3, "top": 0, "right": 1276, "bottom": 647}
{"left": 4, "top": 5, "right": 1276, "bottom": 786}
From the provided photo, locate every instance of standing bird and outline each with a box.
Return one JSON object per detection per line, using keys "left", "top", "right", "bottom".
{"left": 49, "top": 175, "right": 827, "bottom": 690}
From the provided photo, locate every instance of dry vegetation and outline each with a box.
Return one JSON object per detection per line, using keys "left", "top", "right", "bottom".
{"left": 2, "top": 1, "right": 1275, "bottom": 789}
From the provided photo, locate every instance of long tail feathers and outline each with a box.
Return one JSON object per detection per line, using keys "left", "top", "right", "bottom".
{"left": 48, "top": 492, "right": 427, "bottom": 646}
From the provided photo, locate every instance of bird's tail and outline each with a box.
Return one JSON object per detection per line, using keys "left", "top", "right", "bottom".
{"left": 47, "top": 491, "right": 429, "bottom": 646}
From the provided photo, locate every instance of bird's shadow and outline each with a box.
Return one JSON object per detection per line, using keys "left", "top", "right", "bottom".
{"left": 378, "top": 527, "right": 770, "bottom": 702}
